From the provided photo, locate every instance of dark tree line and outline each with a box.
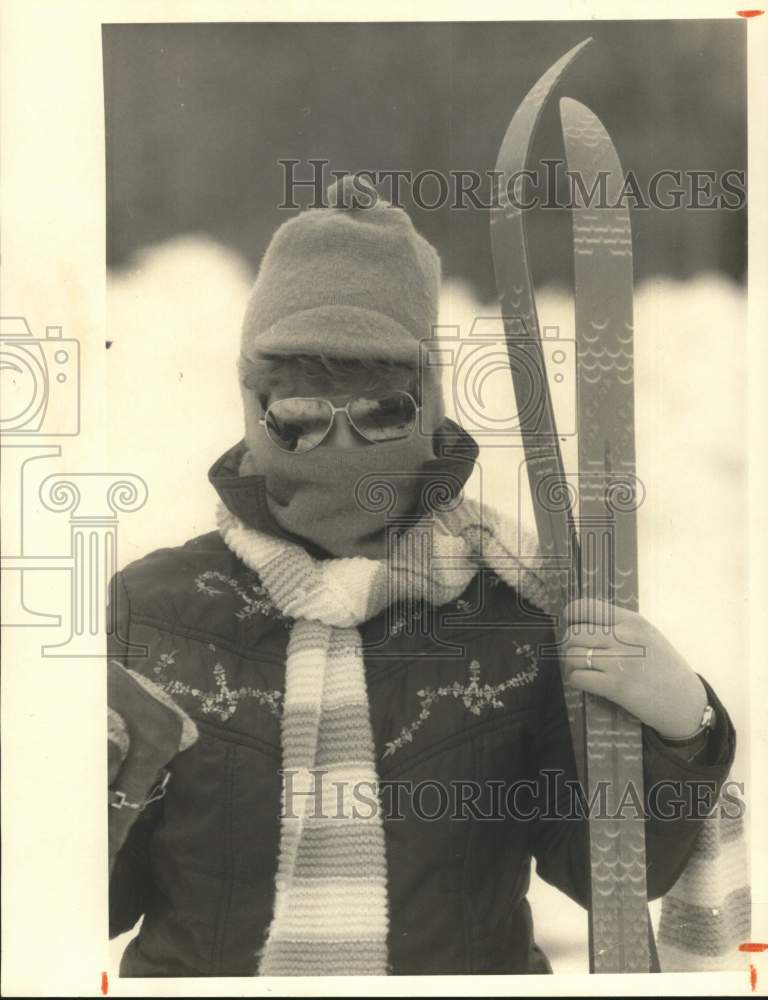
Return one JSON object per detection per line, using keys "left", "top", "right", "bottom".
{"left": 104, "top": 20, "right": 746, "bottom": 295}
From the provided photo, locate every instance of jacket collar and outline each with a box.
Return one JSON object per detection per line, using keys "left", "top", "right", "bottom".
{"left": 208, "top": 418, "right": 480, "bottom": 559}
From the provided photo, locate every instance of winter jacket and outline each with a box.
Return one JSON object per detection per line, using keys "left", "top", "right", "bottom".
{"left": 108, "top": 430, "right": 735, "bottom": 976}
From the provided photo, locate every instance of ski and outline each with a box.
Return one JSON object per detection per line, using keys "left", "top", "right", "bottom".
{"left": 491, "top": 41, "right": 654, "bottom": 973}
{"left": 490, "top": 39, "right": 589, "bottom": 782}
{"left": 560, "top": 96, "right": 653, "bottom": 973}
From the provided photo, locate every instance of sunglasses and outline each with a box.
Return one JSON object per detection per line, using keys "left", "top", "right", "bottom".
{"left": 259, "top": 391, "right": 421, "bottom": 454}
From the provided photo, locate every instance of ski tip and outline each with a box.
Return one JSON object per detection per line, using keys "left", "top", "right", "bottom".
{"left": 559, "top": 96, "right": 602, "bottom": 130}
{"left": 559, "top": 96, "right": 589, "bottom": 113}
{"left": 563, "top": 37, "right": 593, "bottom": 61}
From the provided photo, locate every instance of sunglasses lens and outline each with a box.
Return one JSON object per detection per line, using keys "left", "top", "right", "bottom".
{"left": 349, "top": 392, "right": 418, "bottom": 443}
{"left": 264, "top": 398, "right": 333, "bottom": 453}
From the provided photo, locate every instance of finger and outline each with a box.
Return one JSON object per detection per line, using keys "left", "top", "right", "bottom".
{"left": 560, "top": 647, "right": 611, "bottom": 682}
{"left": 561, "top": 626, "right": 614, "bottom": 651}
{"left": 565, "top": 668, "right": 615, "bottom": 699}
{"left": 562, "top": 636, "right": 643, "bottom": 668}
{"left": 560, "top": 609, "right": 640, "bottom": 649}
{"left": 563, "top": 644, "right": 643, "bottom": 680}
{"left": 561, "top": 597, "right": 635, "bottom": 630}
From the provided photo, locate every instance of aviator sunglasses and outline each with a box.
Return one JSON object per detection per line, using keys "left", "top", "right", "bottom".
{"left": 259, "top": 391, "right": 421, "bottom": 454}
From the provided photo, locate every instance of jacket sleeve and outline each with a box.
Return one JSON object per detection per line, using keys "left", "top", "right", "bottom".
{"left": 528, "top": 644, "right": 736, "bottom": 908}
{"left": 107, "top": 569, "right": 160, "bottom": 939}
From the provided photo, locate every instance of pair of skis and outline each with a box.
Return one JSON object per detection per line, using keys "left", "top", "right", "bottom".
{"left": 491, "top": 39, "right": 653, "bottom": 973}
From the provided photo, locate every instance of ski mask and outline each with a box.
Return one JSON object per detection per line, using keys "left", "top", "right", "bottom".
{"left": 237, "top": 174, "right": 450, "bottom": 558}
{"left": 238, "top": 414, "right": 441, "bottom": 559}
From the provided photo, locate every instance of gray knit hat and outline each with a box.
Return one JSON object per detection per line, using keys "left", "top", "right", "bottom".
{"left": 240, "top": 175, "right": 441, "bottom": 367}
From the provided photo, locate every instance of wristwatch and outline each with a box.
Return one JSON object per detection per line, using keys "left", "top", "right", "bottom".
{"left": 661, "top": 704, "right": 717, "bottom": 745}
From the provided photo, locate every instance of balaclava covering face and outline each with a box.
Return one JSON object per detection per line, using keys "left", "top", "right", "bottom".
{"left": 239, "top": 174, "right": 448, "bottom": 559}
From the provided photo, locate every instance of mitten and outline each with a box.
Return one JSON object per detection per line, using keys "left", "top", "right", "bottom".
{"left": 107, "top": 659, "right": 198, "bottom": 873}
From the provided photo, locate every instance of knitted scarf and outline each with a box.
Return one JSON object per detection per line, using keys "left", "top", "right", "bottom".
{"left": 215, "top": 495, "right": 749, "bottom": 976}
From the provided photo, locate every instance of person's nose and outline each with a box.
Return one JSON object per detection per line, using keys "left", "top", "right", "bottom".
{"left": 324, "top": 407, "right": 364, "bottom": 449}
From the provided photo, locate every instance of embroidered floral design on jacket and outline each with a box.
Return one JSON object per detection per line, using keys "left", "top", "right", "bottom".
{"left": 389, "top": 589, "right": 483, "bottom": 636}
{"left": 153, "top": 645, "right": 283, "bottom": 723}
{"left": 382, "top": 646, "right": 538, "bottom": 758}
{"left": 194, "top": 570, "right": 293, "bottom": 626}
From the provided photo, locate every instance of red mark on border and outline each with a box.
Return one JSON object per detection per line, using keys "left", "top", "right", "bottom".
{"left": 737, "top": 9, "right": 765, "bottom": 15}
{"left": 739, "top": 944, "right": 768, "bottom": 992}
{"left": 101, "top": 971, "right": 109, "bottom": 995}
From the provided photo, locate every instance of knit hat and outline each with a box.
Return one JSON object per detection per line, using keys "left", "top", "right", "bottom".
{"left": 240, "top": 174, "right": 442, "bottom": 373}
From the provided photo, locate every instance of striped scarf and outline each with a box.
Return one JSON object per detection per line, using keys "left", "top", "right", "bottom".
{"left": 657, "top": 809, "right": 750, "bottom": 971}
{"left": 216, "top": 496, "right": 749, "bottom": 976}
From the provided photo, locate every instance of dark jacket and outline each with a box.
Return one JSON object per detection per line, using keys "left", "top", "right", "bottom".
{"left": 108, "top": 435, "right": 735, "bottom": 976}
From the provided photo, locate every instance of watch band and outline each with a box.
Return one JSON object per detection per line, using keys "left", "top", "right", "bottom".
{"left": 661, "top": 704, "right": 717, "bottom": 745}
